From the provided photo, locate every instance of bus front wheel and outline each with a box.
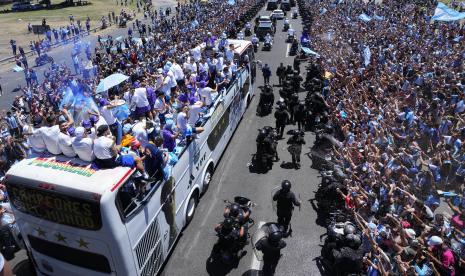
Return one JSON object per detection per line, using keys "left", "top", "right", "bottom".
{"left": 185, "top": 192, "right": 198, "bottom": 225}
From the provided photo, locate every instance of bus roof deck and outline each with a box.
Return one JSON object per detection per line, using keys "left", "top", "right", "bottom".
{"left": 6, "top": 39, "right": 253, "bottom": 197}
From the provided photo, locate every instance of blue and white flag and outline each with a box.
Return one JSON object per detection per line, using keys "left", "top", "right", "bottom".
{"left": 359, "top": 13, "right": 372, "bottom": 22}
{"left": 227, "top": 0, "right": 235, "bottom": 5}
{"left": 373, "top": 14, "right": 384, "bottom": 21}
{"left": 363, "top": 46, "right": 371, "bottom": 67}
{"left": 432, "top": 2, "right": 465, "bottom": 21}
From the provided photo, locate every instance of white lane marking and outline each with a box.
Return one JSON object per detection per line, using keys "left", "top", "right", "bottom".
{"left": 250, "top": 221, "right": 266, "bottom": 271}
{"left": 285, "top": 43, "right": 290, "bottom": 57}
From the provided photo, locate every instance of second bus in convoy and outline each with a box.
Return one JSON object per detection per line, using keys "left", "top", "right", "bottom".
{"left": 5, "top": 39, "right": 255, "bottom": 276}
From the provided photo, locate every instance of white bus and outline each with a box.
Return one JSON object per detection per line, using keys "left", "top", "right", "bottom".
{"left": 4, "top": 39, "right": 256, "bottom": 276}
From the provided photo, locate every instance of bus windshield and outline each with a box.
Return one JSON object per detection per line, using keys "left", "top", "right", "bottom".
{"left": 7, "top": 181, "right": 102, "bottom": 231}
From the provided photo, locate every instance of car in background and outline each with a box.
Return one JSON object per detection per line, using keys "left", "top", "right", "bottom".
{"left": 266, "top": 0, "right": 278, "bottom": 10}
{"left": 270, "top": 9, "right": 285, "bottom": 20}
{"left": 256, "top": 21, "right": 275, "bottom": 41}
{"left": 280, "top": 0, "right": 291, "bottom": 11}
{"left": 258, "top": 15, "right": 272, "bottom": 23}
{"left": 11, "top": 1, "right": 32, "bottom": 11}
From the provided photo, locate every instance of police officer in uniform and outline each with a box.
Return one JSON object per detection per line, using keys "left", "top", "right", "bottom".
{"left": 255, "top": 224, "right": 287, "bottom": 275}
{"left": 274, "top": 104, "right": 289, "bottom": 139}
{"left": 276, "top": 63, "right": 286, "bottom": 86}
{"left": 272, "top": 180, "right": 301, "bottom": 236}
{"left": 287, "top": 130, "right": 306, "bottom": 168}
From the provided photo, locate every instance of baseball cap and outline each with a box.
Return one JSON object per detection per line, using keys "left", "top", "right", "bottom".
{"left": 199, "top": 80, "right": 207, "bottom": 88}
{"left": 82, "top": 120, "right": 91, "bottom": 129}
{"left": 67, "top": 127, "right": 76, "bottom": 137}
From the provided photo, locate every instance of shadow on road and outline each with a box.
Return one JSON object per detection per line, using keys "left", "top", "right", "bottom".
{"left": 206, "top": 242, "right": 247, "bottom": 276}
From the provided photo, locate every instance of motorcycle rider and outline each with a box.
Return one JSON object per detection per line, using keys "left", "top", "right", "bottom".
{"left": 258, "top": 85, "right": 275, "bottom": 115}
{"left": 256, "top": 128, "right": 276, "bottom": 169}
{"left": 264, "top": 33, "right": 273, "bottom": 46}
{"left": 284, "top": 18, "right": 290, "bottom": 29}
{"left": 272, "top": 180, "right": 301, "bottom": 236}
{"left": 251, "top": 34, "right": 259, "bottom": 49}
{"left": 245, "top": 22, "right": 252, "bottom": 35}
{"left": 291, "top": 70, "right": 303, "bottom": 91}
{"left": 224, "top": 202, "right": 251, "bottom": 227}
{"left": 276, "top": 63, "right": 286, "bottom": 86}
{"left": 287, "top": 130, "right": 305, "bottom": 169}
{"left": 255, "top": 224, "right": 286, "bottom": 275}
{"left": 215, "top": 217, "right": 245, "bottom": 244}
{"left": 274, "top": 104, "right": 289, "bottom": 139}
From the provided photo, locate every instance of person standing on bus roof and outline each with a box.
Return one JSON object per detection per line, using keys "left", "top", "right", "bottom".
{"left": 198, "top": 80, "right": 217, "bottom": 106}
{"left": 144, "top": 137, "right": 167, "bottom": 181}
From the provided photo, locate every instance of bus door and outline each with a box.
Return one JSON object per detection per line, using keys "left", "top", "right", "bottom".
{"left": 115, "top": 176, "right": 180, "bottom": 276}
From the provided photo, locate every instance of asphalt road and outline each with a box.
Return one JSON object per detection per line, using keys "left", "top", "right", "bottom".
{"left": 161, "top": 7, "right": 325, "bottom": 276}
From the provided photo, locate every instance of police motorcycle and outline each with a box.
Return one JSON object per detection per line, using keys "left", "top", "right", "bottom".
{"left": 251, "top": 34, "right": 259, "bottom": 53}
{"left": 256, "top": 84, "right": 275, "bottom": 116}
{"left": 245, "top": 22, "right": 252, "bottom": 36}
{"left": 263, "top": 33, "right": 273, "bottom": 51}
{"left": 252, "top": 127, "right": 278, "bottom": 172}
{"left": 320, "top": 220, "right": 364, "bottom": 275}
{"left": 286, "top": 28, "right": 296, "bottom": 43}
{"left": 289, "top": 39, "right": 298, "bottom": 56}
{"left": 209, "top": 197, "right": 256, "bottom": 265}
{"left": 224, "top": 196, "right": 257, "bottom": 232}
{"left": 300, "top": 33, "right": 310, "bottom": 48}
{"left": 292, "top": 10, "right": 298, "bottom": 19}
{"left": 283, "top": 18, "right": 290, "bottom": 31}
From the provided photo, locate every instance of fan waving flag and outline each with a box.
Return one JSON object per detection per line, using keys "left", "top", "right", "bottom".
{"left": 432, "top": 2, "right": 465, "bottom": 21}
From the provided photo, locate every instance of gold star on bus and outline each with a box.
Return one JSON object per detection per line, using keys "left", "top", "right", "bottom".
{"left": 55, "top": 233, "right": 67, "bottom": 243}
{"left": 76, "top": 238, "right": 89, "bottom": 249}
{"left": 35, "top": 227, "right": 46, "bottom": 238}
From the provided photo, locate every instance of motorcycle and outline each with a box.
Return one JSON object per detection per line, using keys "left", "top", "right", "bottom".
{"left": 289, "top": 41, "right": 298, "bottom": 56}
{"left": 224, "top": 196, "right": 256, "bottom": 230}
{"left": 210, "top": 197, "right": 256, "bottom": 265}
{"left": 262, "top": 40, "right": 272, "bottom": 51}
{"left": 292, "top": 11, "right": 298, "bottom": 19}
{"left": 283, "top": 22, "right": 290, "bottom": 31}
{"left": 251, "top": 127, "right": 278, "bottom": 172}
{"left": 252, "top": 41, "right": 259, "bottom": 53}
{"left": 245, "top": 27, "right": 252, "bottom": 36}
{"left": 256, "top": 85, "right": 275, "bottom": 116}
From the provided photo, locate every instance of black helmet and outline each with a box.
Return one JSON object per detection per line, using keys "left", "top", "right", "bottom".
{"left": 257, "top": 129, "right": 267, "bottom": 141}
{"left": 281, "top": 180, "right": 291, "bottom": 192}
{"left": 268, "top": 230, "right": 283, "bottom": 244}
{"left": 343, "top": 224, "right": 356, "bottom": 235}
{"left": 230, "top": 203, "right": 240, "bottom": 217}
{"left": 345, "top": 233, "right": 361, "bottom": 249}
{"left": 223, "top": 217, "right": 234, "bottom": 229}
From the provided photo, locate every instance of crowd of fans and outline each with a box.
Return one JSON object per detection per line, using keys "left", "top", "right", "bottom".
{"left": 305, "top": 0, "right": 465, "bottom": 274}
{"left": 0, "top": 0, "right": 261, "bottom": 182}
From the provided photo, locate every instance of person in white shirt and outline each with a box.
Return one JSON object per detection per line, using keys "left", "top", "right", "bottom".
{"left": 42, "top": 110, "right": 73, "bottom": 155}
{"left": 177, "top": 105, "right": 204, "bottom": 138}
{"left": 72, "top": 127, "right": 95, "bottom": 162}
{"left": 191, "top": 46, "right": 201, "bottom": 62}
{"left": 93, "top": 125, "right": 147, "bottom": 174}
{"left": 165, "top": 66, "right": 177, "bottom": 95}
{"left": 198, "top": 80, "right": 217, "bottom": 106}
{"left": 131, "top": 120, "right": 151, "bottom": 147}
{"left": 58, "top": 122, "right": 76, "bottom": 157}
{"left": 170, "top": 59, "right": 185, "bottom": 86}
{"left": 96, "top": 98, "right": 122, "bottom": 145}
{"left": 24, "top": 115, "right": 47, "bottom": 153}
{"left": 183, "top": 57, "right": 197, "bottom": 74}
{"left": 131, "top": 87, "right": 153, "bottom": 120}
{"left": 188, "top": 101, "right": 205, "bottom": 125}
